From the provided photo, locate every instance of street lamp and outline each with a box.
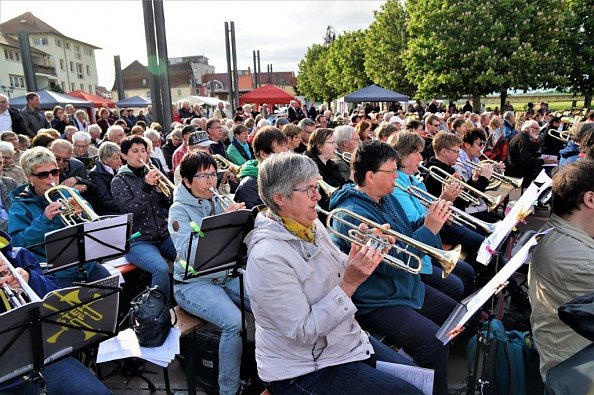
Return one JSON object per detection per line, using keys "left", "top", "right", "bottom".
{"left": 0, "top": 85, "right": 14, "bottom": 99}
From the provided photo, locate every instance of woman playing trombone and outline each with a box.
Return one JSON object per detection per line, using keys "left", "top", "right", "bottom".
{"left": 168, "top": 152, "right": 246, "bottom": 395}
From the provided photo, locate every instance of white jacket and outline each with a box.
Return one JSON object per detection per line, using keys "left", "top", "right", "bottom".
{"left": 244, "top": 212, "right": 373, "bottom": 382}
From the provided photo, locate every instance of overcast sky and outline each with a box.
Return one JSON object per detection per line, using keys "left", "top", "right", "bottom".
{"left": 1, "top": 0, "right": 385, "bottom": 88}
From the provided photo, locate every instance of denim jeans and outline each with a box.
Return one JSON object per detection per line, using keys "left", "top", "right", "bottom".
{"left": 174, "top": 276, "right": 251, "bottom": 395}
{"left": 126, "top": 237, "right": 176, "bottom": 295}
{"left": 421, "top": 259, "right": 475, "bottom": 301}
{"left": 267, "top": 336, "right": 422, "bottom": 395}
{"left": 55, "top": 262, "right": 112, "bottom": 289}
{"left": 43, "top": 357, "right": 111, "bottom": 394}
{"left": 356, "top": 285, "right": 457, "bottom": 395}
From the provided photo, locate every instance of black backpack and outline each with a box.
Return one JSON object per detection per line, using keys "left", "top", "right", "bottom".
{"left": 129, "top": 286, "right": 176, "bottom": 347}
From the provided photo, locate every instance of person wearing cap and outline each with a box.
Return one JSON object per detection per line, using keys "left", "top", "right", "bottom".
{"left": 172, "top": 125, "right": 197, "bottom": 171}
{"left": 173, "top": 131, "right": 215, "bottom": 186}
{"left": 540, "top": 116, "right": 565, "bottom": 157}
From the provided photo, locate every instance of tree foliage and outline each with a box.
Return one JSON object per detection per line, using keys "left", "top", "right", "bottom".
{"left": 364, "top": 0, "right": 415, "bottom": 97}
{"left": 297, "top": 44, "right": 336, "bottom": 102}
{"left": 326, "top": 30, "right": 371, "bottom": 97}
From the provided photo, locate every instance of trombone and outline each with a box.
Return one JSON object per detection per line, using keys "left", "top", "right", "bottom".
{"left": 45, "top": 184, "right": 100, "bottom": 226}
{"left": 457, "top": 159, "right": 523, "bottom": 189}
{"left": 0, "top": 260, "right": 29, "bottom": 310}
{"left": 547, "top": 129, "right": 571, "bottom": 143}
{"left": 334, "top": 150, "right": 353, "bottom": 164}
{"left": 209, "top": 187, "right": 235, "bottom": 209}
{"left": 316, "top": 206, "right": 460, "bottom": 278}
{"left": 141, "top": 159, "right": 175, "bottom": 197}
{"left": 393, "top": 183, "right": 499, "bottom": 234}
{"left": 213, "top": 154, "right": 241, "bottom": 176}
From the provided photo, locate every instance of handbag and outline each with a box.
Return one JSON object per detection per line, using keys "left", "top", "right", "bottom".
{"left": 129, "top": 286, "right": 177, "bottom": 347}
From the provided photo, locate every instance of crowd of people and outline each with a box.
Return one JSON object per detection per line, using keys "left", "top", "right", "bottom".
{"left": 0, "top": 90, "right": 592, "bottom": 394}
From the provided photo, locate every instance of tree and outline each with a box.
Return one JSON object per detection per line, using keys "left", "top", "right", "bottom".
{"left": 560, "top": 0, "right": 594, "bottom": 109}
{"left": 297, "top": 44, "right": 337, "bottom": 103}
{"left": 326, "top": 30, "right": 372, "bottom": 97}
{"left": 364, "top": 0, "right": 416, "bottom": 97}
{"left": 403, "top": 0, "right": 563, "bottom": 110}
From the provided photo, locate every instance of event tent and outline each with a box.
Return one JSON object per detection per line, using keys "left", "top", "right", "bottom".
{"left": 188, "top": 96, "right": 229, "bottom": 107}
{"left": 239, "top": 84, "right": 298, "bottom": 106}
{"left": 68, "top": 90, "right": 116, "bottom": 108}
{"left": 115, "top": 95, "right": 150, "bottom": 108}
{"left": 9, "top": 89, "right": 93, "bottom": 110}
{"left": 343, "top": 84, "right": 409, "bottom": 103}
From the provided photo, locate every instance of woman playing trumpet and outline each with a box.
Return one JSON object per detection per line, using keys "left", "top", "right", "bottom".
{"left": 168, "top": 152, "right": 246, "bottom": 395}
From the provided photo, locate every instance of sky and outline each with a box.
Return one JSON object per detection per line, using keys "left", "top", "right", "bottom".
{"left": 0, "top": 0, "right": 385, "bottom": 89}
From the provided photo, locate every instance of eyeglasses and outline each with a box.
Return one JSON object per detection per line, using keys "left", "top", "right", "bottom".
{"left": 293, "top": 183, "right": 320, "bottom": 198}
{"left": 54, "top": 155, "right": 71, "bottom": 163}
{"left": 323, "top": 140, "right": 337, "bottom": 145}
{"left": 445, "top": 148, "right": 461, "bottom": 154}
{"left": 431, "top": 123, "right": 440, "bottom": 127}
{"left": 32, "top": 168, "right": 60, "bottom": 179}
{"left": 376, "top": 168, "right": 398, "bottom": 175}
{"left": 193, "top": 172, "right": 217, "bottom": 181}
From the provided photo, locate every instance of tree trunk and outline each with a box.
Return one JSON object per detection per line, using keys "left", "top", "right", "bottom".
{"left": 472, "top": 94, "right": 481, "bottom": 113}
{"left": 500, "top": 91, "right": 508, "bottom": 112}
{"left": 584, "top": 93, "right": 592, "bottom": 110}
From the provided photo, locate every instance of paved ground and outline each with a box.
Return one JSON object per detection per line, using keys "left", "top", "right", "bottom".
{"left": 100, "top": 187, "right": 550, "bottom": 394}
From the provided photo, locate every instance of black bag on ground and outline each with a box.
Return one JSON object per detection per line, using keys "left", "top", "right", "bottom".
{"left": 129, "top": 286, "right": 176, "bottom": 347}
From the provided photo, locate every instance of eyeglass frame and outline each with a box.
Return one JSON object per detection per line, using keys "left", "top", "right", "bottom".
{"left": 193, "top": 172, "right": 217, "bottom": 181}
{"left": 292, "top": 183, "right": 321, "bottom": 198}
{"left": 31, "top": 168, "right": 61, "bottom": 179}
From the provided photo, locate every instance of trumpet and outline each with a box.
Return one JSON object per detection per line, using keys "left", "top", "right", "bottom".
{"left": 317, "top": 206, "right": 460, "bottom": 278}
{"left": 457, "top": 160, "right": 523, "bottom": 189}
{"left": 45, "top": 184, "right": 100, "bottom": 227}
{"left": 213, "top": 154, "right": 241, "bottom": 176}
{"left": 420, "top": 165, "right": 502, "bottom": 212}
{"left": 0, "top": 260, "right": 30, "bottom": 310}
{"left": 394, "top": 183, "right": 499, "bottom": 234}
{"left": 141, "top": 159, "right": 175, "bottom": 197}
{"left": 334, "top": 150, "right": 353, "bottom": 164}
{"left": 209, "top": 187, "right": 234, "bottom": 209}
{"left": 547, "top": 129, "right": 571, "bottom": 143}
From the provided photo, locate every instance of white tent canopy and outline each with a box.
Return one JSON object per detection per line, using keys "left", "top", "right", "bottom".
{"left": 187, "top": 96, "right": 229, "bottom": 107}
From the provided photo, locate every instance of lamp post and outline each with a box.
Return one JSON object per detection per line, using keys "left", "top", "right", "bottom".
{"left": 0, "top": 85, "right": 14, "bottom": 99}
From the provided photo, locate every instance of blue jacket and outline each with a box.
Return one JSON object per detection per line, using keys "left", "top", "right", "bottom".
{"left": 329, "top": 183, "right": 441, "bottom": 314}
{"left": 558, "top": 141, "right": 581, "bottom": 168}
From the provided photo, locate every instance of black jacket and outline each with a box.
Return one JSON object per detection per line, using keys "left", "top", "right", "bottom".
{"left": 89, "top": 162, "right": 120, "bottom": 215}
{"left": 161, "top": 141, "right": 177, "bottom": 171}
{"left": 234, "top": 176, "right": 261, "bottom": 209}
{"left": 20, "top": 106, "right": 50, "bottom": 136}
{"left": 505, "top": 132, "right": 544, "bottom": 183}
{"left": 7, "top": 108, "right": 29, "bottom": 137}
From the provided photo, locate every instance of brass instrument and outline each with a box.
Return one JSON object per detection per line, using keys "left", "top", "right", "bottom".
{"left": 44, "top": 184, "right": 100, "bottom": 227}
{"left": 140, "top": 159, "right": 175, "bottom": 197}
{"left": 317, "top": 179, "right": 338, "bottom": 196}
{"left": 317, "top": 206, "right": 460, "bottom": 278}
{"left": 209, "top": 187, "right": 234, "bottom": 209}
{"left": 457, "top": 159, "right": 523, "bottom": 189}
{"left": 0, "top": 260, "right": 30, "bottom": 310}
{"left": 213, "top": 154, "right": 241, "bottom": 176}
{"left": 394, "top": 183, "right": 499, "bottom": 234}
{"left": 419, "top": 164, "right": 481, "bottom": 206}
{"left": 334, "top": 150, "right": 352, "bottom": 164}
{"left": 547, "top": 129, "right": 571, "bottom": 143}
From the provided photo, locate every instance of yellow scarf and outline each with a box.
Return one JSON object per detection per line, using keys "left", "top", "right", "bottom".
{"left": 268, "top": 211, "right": 316, "bottom": 243}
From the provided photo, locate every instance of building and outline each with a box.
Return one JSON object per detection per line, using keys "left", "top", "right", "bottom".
{"left": 111, "top": 55, "right": 215, "bottom": 102}
{"left": 0, "top": 12, "right": 100, "bottom": 98}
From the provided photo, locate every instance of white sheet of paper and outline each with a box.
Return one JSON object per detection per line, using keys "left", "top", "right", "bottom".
{"left": 84, "top": 215, "right": 130, "bottom": 261}
{"left": 376, "top": 361, "right": 434, "bottom": 395}
{"left": 96, "top": 327, "right": 180, "bottom": 365}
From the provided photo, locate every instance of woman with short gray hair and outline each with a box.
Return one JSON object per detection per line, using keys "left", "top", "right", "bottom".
{"left": 89, "top": 142, "right": 121, "bottom": 216}
{"left": 0, "top": 141, "right": 27, "bottom": 185}
{"left": 245, "top": 152, "right": 421, "bottom": 394}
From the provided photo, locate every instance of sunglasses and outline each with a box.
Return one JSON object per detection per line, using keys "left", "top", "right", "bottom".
{"left": 31, "top": 168, "right": 60, "bottom": 179}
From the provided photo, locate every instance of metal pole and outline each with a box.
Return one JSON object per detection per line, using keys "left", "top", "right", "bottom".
{"left": 270, "top": 64, "right": 273, "bottom": 85}
{"left": 256, "top": 50, "right": 261, "bottom": 88}
{"left": 230, "top": 22, "right": 240, "bottom": 109}
{"left": 17, "top": 30, "right": 37, "bottom": 92}
{"left": 114, "top": 55, "right": 125, "bottom": 100}
{"left": 142, "top": 0, "right": 163, "bottom": 125}
{"left": 153, "top": 0, "right": 172, "bottom": 129}
{"left": 224, "top": 22, "right": 234, "bottom": 110}
{"left": 252, "top": 50, "right": 257, "bottom": 89}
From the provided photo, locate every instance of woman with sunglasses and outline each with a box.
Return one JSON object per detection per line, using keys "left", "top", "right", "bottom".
{"left": 8, "top": 147, "right": 110, "bottom": 287}
{"left": 168, "top": 151, "right": 247, "bottom": 395}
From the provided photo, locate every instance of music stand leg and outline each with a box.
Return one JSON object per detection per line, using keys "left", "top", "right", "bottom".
{"left": 237, "top": 268, "right": 250, "bottom": 394}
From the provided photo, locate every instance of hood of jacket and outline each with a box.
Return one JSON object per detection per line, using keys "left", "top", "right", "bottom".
{"left": 239, "top": 159, "right": 259, "bottom": 179}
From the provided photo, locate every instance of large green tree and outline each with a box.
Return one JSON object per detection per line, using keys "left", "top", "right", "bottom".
{"left": 403, "top": 0, "right": 563, "bottom": 110}
{"left": 297, "top": 44, "right": 336, "bottom": 103}
{"left": 364, "top": 0, "right": 416, "bottom": 97}
{"left": 326, "top": 30, "right": 371, "bottom": 97}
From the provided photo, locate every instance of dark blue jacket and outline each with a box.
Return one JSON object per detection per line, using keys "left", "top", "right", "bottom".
{"left": 89, "top": 162, "right": 120, "bottom": 215}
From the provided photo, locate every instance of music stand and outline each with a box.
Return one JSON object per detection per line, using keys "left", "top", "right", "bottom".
{"left": 42, "top": 215, "right": 133, "bottom": 280}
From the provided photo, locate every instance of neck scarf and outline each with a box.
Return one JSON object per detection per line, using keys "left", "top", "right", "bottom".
{"left": 269, "top": 210, "right": 316, "bottom": 243}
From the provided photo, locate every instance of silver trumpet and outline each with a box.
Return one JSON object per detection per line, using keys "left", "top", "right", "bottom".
{"left": 457, "top": 159, "right": 523, "bottom": 189}
{"left": 0, "top": 260, "right": 29, "bottom": 310}
{"left": 394, "top": 183, "right": 499, "bottom": 234}
{"left": 209, "top": 187, "right": 234, "bottom": 209}
{"left": 334, "top": 150, "right": 353, "bottom": 164}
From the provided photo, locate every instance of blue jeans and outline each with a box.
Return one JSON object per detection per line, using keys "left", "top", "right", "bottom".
{"left": 55, "top": 262, "right": 112, "bottom": 289}
{"left": 174, "top": 276, "right": 251, "bottom": 395}
{"left": 421, "top": 259, "right": 475, "bottom": 301}
{"left": 356, "top": 285, "right": 456, "bottom": 395}
{"left": 126, "top": 237, "right": 176, "bottom": 295}
{"left": 43, "top": 357, "right": 111, "bottom": 394}
{"left": 267, "top": 336, "right": 422, "bottom": 394}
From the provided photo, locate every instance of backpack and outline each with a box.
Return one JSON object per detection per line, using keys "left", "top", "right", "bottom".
{"left": 129, "top": 286, "right": 176, "bottom": 347}
{"left": 466, "top": 319, "right": 544, "bottom": 395}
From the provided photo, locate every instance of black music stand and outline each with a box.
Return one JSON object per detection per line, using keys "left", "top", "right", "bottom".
{"left": 0, "top": 275, "right": 120, "bottom": 388}
{"left": 40, "top": 215, "right": 133, "bottom": 281}
{"left": 183, "top": 209, "right": 254, "bottom": 394}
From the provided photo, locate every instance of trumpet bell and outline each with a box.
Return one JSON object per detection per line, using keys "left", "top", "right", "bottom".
{"left": 44, "top": 184, "right": 100, "bottom": 226}
{"left": 441, "top": 244, "right": 461, "bottom": 278}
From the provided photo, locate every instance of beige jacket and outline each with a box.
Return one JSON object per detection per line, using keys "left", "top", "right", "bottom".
{"left": 528, "top": 214, "right": 594, "bottom": 381}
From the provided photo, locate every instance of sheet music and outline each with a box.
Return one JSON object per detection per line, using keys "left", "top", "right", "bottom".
{"left": 84, "top": 215, "right": 130, "bottom": 261}
{"left": 477, "top": 170, "right": 552, "bottom": 265}
{"left": 376, "top": 361, "right": 434, "bottom": 395}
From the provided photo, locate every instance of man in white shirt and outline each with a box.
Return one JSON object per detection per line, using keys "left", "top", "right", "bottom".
{"left": 0, "top": 94, "right": 28, "bottom": 136}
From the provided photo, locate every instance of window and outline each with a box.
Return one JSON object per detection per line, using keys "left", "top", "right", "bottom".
{"left": 80, "top": 83, "right": 84, "bottom": 91}
{"left": 76, "top": 63, "right": 84, "bottom": 79}
{"left": 146, "top": 91, "right": 151, "bottom": 98}
{"left": 84, "top": 48, "right": 92, "bottom": 56}
{"left": 61, "top": 81, "right": 66, "bottom": 91}
{"left": 59, "top": 59, "right": 65, "bottom": 70}
{"left": 70, "top": 61, "right": 74, "bottom": 72}
{"left": 9, "top": 75, "right": 25, "bottom": 88}
{"left": 71, "top": 82, "right": 76, "bottom": 92}
{"left": 142, "top": 78, "right": 147, "bottom": 86}
{"left": 65, "top": 42, "right": 70, "bottom": 50}
{"left": 4, "top": 49, "right": 20, "bottom": 62}
{"left": 86, "top": 65, "right": 90, "bottom": 75}
{"left": 55, "top": 39, "right": 62, "bottom": 47}
{"left": 74, "top": 45, "right": 81, "bottom": 60}
{"left": 32, "top": 37, "right": 48, "bottom": 46}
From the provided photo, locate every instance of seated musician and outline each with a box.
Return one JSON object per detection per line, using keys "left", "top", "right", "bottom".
{"left": 329, "top": 140, "right": 457, "bottom": 395}
{"left": 389, "top": 132, "right": 477, "bottom": 300}
{"left": 333, "top": 125, "right": 361, "bottom": 181}
{"left": 168, "top": 152, "right": 248, "bottom": 395}
{"left": 234, "top": 126, "right": 288, "bottom": 209}
{"left": 8, "top": 147, "right": 110, "bottom": 287}
{"left": 50, "top": 139, "right": 92, "bottom": 195}
{"left": 528, "top": 160, "right": 594, "bottom": 382}
{"left": 245, "top": 152, "right": 422, "bottom": 395}
{"left": 88, "top": 142, "right": 122, "bottom": 216}
{"left": 111, "top": 136, "right": 176, "bottom": 295}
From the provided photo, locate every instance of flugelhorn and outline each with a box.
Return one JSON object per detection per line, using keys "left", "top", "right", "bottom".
{"left": 334, "top": 150, "right": 352, "bottom": 164}
{"left": 213, "top": 154, "right": 240, "bottom": 176}
{"left": 394, "top": 183, "right": 499, "bottom": 234}
{"left": 140, "top": 159, "right": 175, "bottom": 197}
{"left": 45, "top": 184, "right": 100, "bottom": 226}
{"left": 317, "top": 206, "right": 460, "bottom": 278}
{"left": 547, "top": 129, "right": 571, "bottom": 143}
{"left": 420, "top": 165, "right": 502, "bottom": 212}
{"left": 317, "top": 179, "right": 338, "bottom": 196}
{"left": 209, "top": 187, "right": 234, "bottom": 209}
{"left": 457, "top": 160, "right": 523, "bottom": 189}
